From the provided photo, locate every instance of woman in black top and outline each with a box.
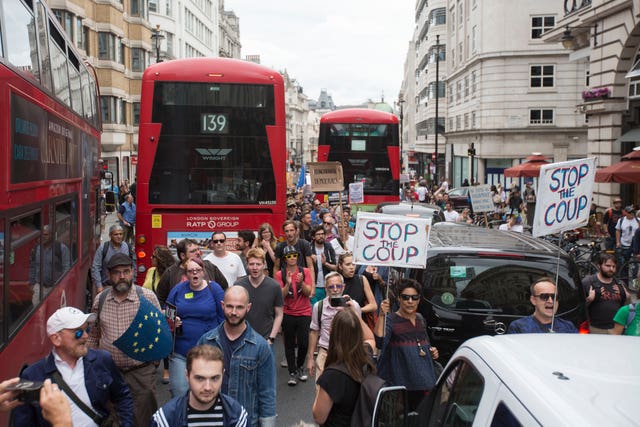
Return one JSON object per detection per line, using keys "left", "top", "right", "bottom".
{"left": 337, "top": 253, "right": 377, "bottom": 316}
{"left": 312, "top": 309, "right": 376, "bottom": 427}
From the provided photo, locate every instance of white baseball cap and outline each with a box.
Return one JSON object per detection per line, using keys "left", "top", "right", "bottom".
{"left": 47, "top": 307, "right": 96, "bottom": 336}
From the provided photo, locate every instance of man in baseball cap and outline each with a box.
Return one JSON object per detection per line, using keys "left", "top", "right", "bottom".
{"left": 12, "top": 307, "right": 133, "bottom": 426}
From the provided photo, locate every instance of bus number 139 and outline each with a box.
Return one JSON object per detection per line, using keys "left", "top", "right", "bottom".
{"left": 200, "top": 113, "right": 229, "bottom": 134}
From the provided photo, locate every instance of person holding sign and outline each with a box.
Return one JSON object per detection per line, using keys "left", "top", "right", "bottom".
{"left": 338, "top": 253, "right": 377, "bottom": 327}
{"left": 374, "top": 279, "right": 438, "bottom": 412}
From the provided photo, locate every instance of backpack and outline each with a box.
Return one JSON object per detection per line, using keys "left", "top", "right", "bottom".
{"left": 101, "top": 241, "right": 135, "bottom": 263}
{"left": 492, "top": 193, "right": 501, "bottom": 204}
{"left": 624, "top": 303, "right": 637, "bottom": 333}
{"left": 326, "top": 363, "right": 386, "bottom": 427}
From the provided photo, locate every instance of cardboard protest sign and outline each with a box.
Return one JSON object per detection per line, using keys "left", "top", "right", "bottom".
{"left": 307, "top": 162, "right": 344, "bottom": 192}
{"left": 468, "top": 185, "right": 494, "bottom": 213}
{"left": 349, "top": 182, "right": 364, "bottom": 204}
{"left": 353, "top": 212, "right": 430, "bottom": 268}
{"left": 532, "top": 158, "right": 596, "bottom": 238}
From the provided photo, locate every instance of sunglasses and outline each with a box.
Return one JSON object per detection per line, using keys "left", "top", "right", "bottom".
{"left": 400, "top": 294, "right": 420, "bottom": 301}
{"left": 212, "top": 239, "right": 226, "bottom": 244}
{"left": 284, "top": 253, "right": 299, "bottom": 259}
{"left": 72, "top": 327, "right": 91, "bottom": 339}
{"left": 187, "top": 268, "right": 203, "bottom": 274}
{"left": 326, "top": 284, "right": 344, "bottom": 290}
{"left": 534, "top": 293, "right": 556, "bottom": 301}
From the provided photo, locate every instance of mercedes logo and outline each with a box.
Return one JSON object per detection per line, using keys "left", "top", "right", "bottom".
{"left": 494, "top": 322, "right": 507, "bottom": 335}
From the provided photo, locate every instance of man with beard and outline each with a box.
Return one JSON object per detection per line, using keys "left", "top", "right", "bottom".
{"left": 507, "top": 277, "right": 578, "bottom": 333}
{"left": 310, "top": 225, "right": 337, "bottom": 305}
{"left": 273, "top": 220, "right": 313, "bottom": 272}
{"left": 151, "top": 345, "right": 248, "bottom": 427}
{"left": 198, "top": 286, "right": 276, "bottom": 427}
{"left": 583, "top": 253, "right": 631, "bottom": 334}
{"left": 13, "top": 307, "right": 133, "bottom": 426}
{"left": 88, "top": 253, "right": 162, "bottom": 427}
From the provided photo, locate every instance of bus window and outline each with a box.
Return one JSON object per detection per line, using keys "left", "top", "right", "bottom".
{"left": 56, "top": 200, "right": 76, "bottom": 267}
{"left": 9, "top": 212, "right": 41, "bottom": 334}
{"left": 4, "top": 0, "right": 41, "bottom": 83}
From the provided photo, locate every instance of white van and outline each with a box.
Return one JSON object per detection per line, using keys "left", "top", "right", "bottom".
{"left": 416, "top": 334, "right": 640, "bottom": 426}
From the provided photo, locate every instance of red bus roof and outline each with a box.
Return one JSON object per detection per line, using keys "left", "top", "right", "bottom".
{"left": 320, "top": 108, "right": 399, "bottom": 124}
{"left": 142, "top": 57, "right": 284, "bottom": 85}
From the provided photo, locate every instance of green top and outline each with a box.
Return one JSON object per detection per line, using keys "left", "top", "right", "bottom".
{"left": 613, "top": 304, "right": 640, "bottom": 336}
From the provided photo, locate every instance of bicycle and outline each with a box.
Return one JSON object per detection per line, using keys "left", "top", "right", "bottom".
{"left": 617, "top": 256, "right": 640, "bottom": 291}
{"left": 565, "top": 238, "right": 604, "bottom": 279}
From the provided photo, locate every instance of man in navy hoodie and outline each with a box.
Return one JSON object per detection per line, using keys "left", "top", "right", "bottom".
{"left": 151, "top": 345, "right": 248, "bottom": 427}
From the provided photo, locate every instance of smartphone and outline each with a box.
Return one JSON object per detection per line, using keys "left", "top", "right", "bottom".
{"left": 6, "top": 380, "right": 43, "bottom": 403}
{"left": 329, "top": 296, "right": 347, "bottom": 307}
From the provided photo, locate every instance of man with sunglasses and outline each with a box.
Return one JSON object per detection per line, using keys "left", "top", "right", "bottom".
{"left": 507, "top": 277, "right": 578, "bottom": 334}
{"left": 204, "top": 232, "right": 246, "bottom": 286}
{"left": 13, "top": 307, "right": 133, "bottom": 426}
{"left": 306, "top": 272, "right": 368, "bottom": 380}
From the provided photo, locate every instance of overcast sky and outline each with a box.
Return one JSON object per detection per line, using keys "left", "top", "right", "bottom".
{"left": 224, "top": 0, "right": 415, "bottom": 106}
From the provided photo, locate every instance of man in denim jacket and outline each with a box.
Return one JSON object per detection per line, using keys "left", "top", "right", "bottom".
{"left": 198, "top": 286, "right": 276, "bottom": 427}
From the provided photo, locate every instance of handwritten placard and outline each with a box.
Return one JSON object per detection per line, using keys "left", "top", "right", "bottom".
{"left": 353, "top": 212, "right": 430, "bottom": 268}
{"left": 349, "top": 182, "right": 364, "bottom": 204}
{"left": 307, "top": 162, "right": 344, "bottom": 192}
{"left": 532, "top": 158, "right": 596, "bottom": 238}
{"left": 468, "top": 184, "right": 494, "bottom": 213}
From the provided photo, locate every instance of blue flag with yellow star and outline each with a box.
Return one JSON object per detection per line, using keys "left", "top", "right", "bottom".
{"left": 113, "top": 295, "right": 172, "bottom": 362}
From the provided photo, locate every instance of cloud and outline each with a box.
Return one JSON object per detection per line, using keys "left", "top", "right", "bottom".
{"left": 225, "top": 0, "right": 414, "bottom": 106}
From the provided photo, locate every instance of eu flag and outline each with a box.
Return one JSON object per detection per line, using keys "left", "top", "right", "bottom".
{"left": 113, "top": 296, "right": 172, "bottom": 362}
{"left": 296, "top": 164, "right": 306, "bottom": 189}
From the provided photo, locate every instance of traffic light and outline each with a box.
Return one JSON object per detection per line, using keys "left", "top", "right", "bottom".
{"left": 467, "top": 143, "right": 476, "bottom": 157}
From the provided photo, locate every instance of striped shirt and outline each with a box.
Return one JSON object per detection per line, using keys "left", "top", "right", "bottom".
{"left": 88, "top": 285, "right": 161, "bottom": 369}
{"left": 187, "top": 400, "right": 224, "bottom": 426}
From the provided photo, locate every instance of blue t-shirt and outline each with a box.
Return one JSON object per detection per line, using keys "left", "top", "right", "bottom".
{"left": 166, "top": 280, "right": 225, "bottom": 356}
{"left": 507, "top": 316, "right": 578, "bottom": 334}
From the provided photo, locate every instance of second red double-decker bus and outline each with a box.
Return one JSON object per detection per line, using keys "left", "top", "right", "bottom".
{"left": 0, "top": 0, "right": 102, "bottom": 415}
{"left": 318, "top": 108, "right": 400, "bottom": 208}
{"left": 135, "top": 58, "right": 287, "bottom": 282}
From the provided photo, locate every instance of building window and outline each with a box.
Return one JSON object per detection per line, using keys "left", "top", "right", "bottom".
{"left": 459, "top": 42, "right": 463, "bottom": 63}
{"left": 130, "top": 0, "right": 146, "bottom": 17}
{"left": 166, "top": 0, "right": 173, "bottom": 16}
{"left": 429, "top": 7, "right": 446, "bottom": 26}
{"left": 464, "top": 113, "right": 469, "bottom": 129}
{"left": 531, "top": 16, "right": 555, "bottom": 39}
{"left": 98, "top": 32, "right": 123, "bottom": 63}
{"left": 131, "top": 48, "right": 146, "bottom": 72}
{"left": 428, "top": 82, "right": 446, "bottom": 99}
{"left": 471, "top": 71, "right": 477, "bottom": 94}
{"left": 464, "top": 76, "right": 469, "bottom": 97}
{"left": 585, "top": 69, "right": 590, "bottom": 87}
{"left": 149, "top": 0, "right": 157, "bottom": 12}
{"left": 133, "top": 102, "right": 140, "bottom": 125}
{"left": 101, "top": 96, "right": 125, "bottom": 124}
{"left": 451, "top": 10, "right": 455, "bottom": 33}
{"left": 449, "top": 84, "right": 454, "bottom": 103}
{"left": 458, "top": 2, "right": 463, "bottom": 26}
{"left": 629, "top": 79, "right": 640, "bottom": 98}
{"left": 451, "top": 48, "right": 455, "bottom": 67}
{"left": 472, "top": 111, "right": 477, "bottom": 128}
{"left": 530, "top": 65, "right": 554, "bottom": 88}
{"left": 456, "top": 115, "right": 461, "bottom": 130}
{"left": 456, "top": 81, "right": 462, "bottom": 101}
{"left": 428, "top": 45, "right": 446, "bottom": 63}
{"left": 530, "top": 109, "right": 554, "bottom": 125}
{"left": 449, "top": 117, "right": 454, "bottom": 131}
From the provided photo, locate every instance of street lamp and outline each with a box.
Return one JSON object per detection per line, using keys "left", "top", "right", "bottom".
{"left": 561, "top": 24, "right": 598, "bottom": 50}
{"left": 434, "top": 34, "right": 441, "bottom": 184}
{"left": 150, "top": 24, "right": 164, "bottom": 63}
{"left": 396, "top": 95, "right": 405, "bottom": 174}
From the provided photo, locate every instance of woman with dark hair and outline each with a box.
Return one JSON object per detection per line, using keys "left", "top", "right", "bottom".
{"left": 338, "top": 252, "right": 377, "bottom": 326}
{"left": 312, "top": 309, "right": 376, "bottom": 426}
{"left": 374, "top": 278, "right": 439, "bottom": 412}
{"left": 256, "top": 223, "right": 278, "bottom": 276}
{"left": 166, "top": 257, "right": 225, "bottom": 397}
{"left": 143, "top": 245, "right": 176, "bottom": 383}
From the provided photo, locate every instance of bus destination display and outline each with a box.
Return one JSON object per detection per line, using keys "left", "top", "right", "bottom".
{"left": 200, "top": 113, "right": 229, "bottom": 134}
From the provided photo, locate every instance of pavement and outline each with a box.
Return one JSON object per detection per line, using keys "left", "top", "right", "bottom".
{"left": 100, "top": 212, "right": 316, "bottom": 425}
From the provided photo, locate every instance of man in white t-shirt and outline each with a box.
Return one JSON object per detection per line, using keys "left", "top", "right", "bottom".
{"left": 443, "top": 201, "right": 459, "bottom": 222}
{"left": 416, "top": 180, "right": 428, "bottom": 203}
{"left": 616, "top": 205, "right": 639, "bottom": 267}
{"left": 204, "top": 232, "right": 247, "bottom": 285}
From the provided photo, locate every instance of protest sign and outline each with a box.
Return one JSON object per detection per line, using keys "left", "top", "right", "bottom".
{"left": 468, "top": 185, "right": 494, "bottom": 213}
{"left": 349, "top": 182, "right": 364, "bottom": 204}
{"left": 307, "top": 162, "right": 344, "bottom": 192}
{"left": 353, "top": 212, "right": 430, "bottom": 268}
{"left": 532, "top": 158, "right": 596, "bottom": 238}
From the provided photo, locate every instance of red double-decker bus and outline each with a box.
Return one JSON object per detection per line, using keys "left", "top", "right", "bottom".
{"left": 135, "top": 58, "right": 287, "bottom": 283}
{"left": 0, "top": 0, "right": 102, "bottom": 401}
{"left": 318, "top": 108, "right": 400, "bottom": 208}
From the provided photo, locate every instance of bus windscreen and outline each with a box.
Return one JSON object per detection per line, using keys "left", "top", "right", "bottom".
{"left": 149, "top": 82, "right": 277, "bottom": 205}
